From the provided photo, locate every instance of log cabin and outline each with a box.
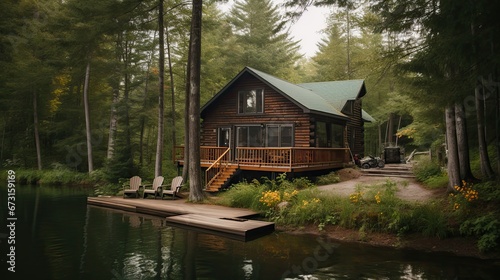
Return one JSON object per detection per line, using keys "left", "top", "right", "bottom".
{"left": 175, "top": 67, "right": 375, "bottom": 192}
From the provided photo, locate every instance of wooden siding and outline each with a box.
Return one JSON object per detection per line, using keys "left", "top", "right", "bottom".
{"left": 344, "top": 99, "right": 365, "bottom": 156}
{"left": 201, "top": 73, "right": 311, "bottom": 147}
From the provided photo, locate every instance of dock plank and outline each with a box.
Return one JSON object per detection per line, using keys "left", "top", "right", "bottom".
{"left": 165, "top": 214, "right": 275, "bottom": 241}
{"left": 87, "top": 196, "right": 274, "bottom": 241}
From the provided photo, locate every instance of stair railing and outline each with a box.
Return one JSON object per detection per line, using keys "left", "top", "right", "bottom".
{"left": 205, "top": 147, "right": 231, "bottom": 190}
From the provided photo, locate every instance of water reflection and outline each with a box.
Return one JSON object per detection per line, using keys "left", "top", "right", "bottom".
{"left": 1, "top": 185, "right": 499, "bottom": 280}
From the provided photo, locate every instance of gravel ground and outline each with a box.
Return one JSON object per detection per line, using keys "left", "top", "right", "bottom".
{"left": 318, "top": 173, "right": 441, "bottom": 202}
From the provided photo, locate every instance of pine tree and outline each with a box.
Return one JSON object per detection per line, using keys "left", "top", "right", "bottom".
{"left": 227, "top": 0, "right": 301, "bottom": 79}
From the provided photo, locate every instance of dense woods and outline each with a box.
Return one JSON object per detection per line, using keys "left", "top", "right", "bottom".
{"left": 0, "top": 0, "right": 498, "bottom": 193}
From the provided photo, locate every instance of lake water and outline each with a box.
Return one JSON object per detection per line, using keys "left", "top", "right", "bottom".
{"left": 1, "top": 185, "right": 499, "bottom": 279}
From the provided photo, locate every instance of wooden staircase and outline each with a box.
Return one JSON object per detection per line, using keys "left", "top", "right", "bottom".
{"left": 205, "top": 164, "right": 239, "bottom": 192}
{"left": 360, "top": 163, "right": 415, "bottom": 178}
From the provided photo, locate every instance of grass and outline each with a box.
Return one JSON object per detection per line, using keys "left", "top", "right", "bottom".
{"left": 12, "top": 166, "right": 92, "bottom": 186}
{"left": 316, "top": 171, "right": 341, "bottom": 185}
{"left": 215, "top": 173, "right": 500, "bottom": 253}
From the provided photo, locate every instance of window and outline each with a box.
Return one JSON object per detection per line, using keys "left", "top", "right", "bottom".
{"left": 316, "top": 122, "right": 328, "bottom": 147}
{"left": 218, "top": 128, "right": 231, "bottom": 147}
{"left": 316, "top": 122, "right": 344, "bottom": 148}
{"left": 266, "top": 125, "right": 293, "bottom": 147}
{"left": 343, "top": 100, "right": 354, "bottom": 115}
{"left": 236, "top": 126, "right": 263, "bottom": 147}
{"left": 331, "top": 124, "right": 344, "bottom": 148}
{"left": 238, "top": 89, "right": 263, "bottom": 114}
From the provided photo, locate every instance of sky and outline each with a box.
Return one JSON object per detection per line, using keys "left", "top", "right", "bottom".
{"left": 218, "top": 1, "right": 331, "bottom": 58}
{"left": 287, "top": 5, "right": 331, "bottom": 58}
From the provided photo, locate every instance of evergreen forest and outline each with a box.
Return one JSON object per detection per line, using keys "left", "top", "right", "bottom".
{"left": 1, "top": 0, "right": 499, "bottom": 194}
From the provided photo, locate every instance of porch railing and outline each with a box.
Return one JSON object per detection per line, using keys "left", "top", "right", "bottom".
{"left": 174, "top": 146, "right": 228, "bottom": 163}
{"left": 204, "top": 147, "right": 231, "bottom": 189}
{"left": 175, "top": 146, "right": 351, "bottom": 169}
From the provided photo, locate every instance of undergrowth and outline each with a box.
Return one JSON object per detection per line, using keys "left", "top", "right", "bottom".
{"left": 216, "top": 173, "right": 500, "bottom": 253}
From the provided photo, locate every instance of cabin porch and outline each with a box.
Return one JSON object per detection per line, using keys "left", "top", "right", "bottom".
{"left": 174, "top": 146, "right": 352, "bottom": 192}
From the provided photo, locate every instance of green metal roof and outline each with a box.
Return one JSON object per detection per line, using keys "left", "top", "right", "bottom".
{"left": 298, "top": 80, "right": 366, "bottom": 111}
{"left": 201, "top": 67, "right": 374, "bottom": 121}
{"left": 298, "top": 80, "right": 375, "bottom": 122}
{"left": 362, "top": 110, "right": 376, "bottom": 122}
{"left": 247, "top": 67, "right": 347, "bottom": 118}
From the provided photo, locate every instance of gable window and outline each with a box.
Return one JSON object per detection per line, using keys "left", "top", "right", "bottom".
{"left": 238, "top": 89, "right": 263, "bottom": 114}
{"left": 343, "top": 100, "right": 354, "bottom": 115}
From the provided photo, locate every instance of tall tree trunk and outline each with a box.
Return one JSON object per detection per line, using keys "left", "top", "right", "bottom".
{"left": 346, "top": 6, "right": 351, "bottom": 79}
{"left": 83, "top": 61, "right": 94, "bottom": 173}
{"left": 187, "top": 0, "right": 204, "bottom": 201}
{"left": 476, "top": 83, "right": 495, "bottom": 180}
{"left": 122, "top": 43, "right": 134, "bottom": 174}
{"left": 155, "top": 0, "right": 165, "bottom": 178}
{"left": 387, "top": 113, "right": 394, "bottom": 146}
{"left": 139, "top": 70, "right": 149, "bottom": 166}
{"left": 0, "top": 118, "right": 5, "bottom": 162}
{"left": 107, "top": 84, "right": 119, "bottom": 159}
{"left": 454, "top": 102, "right": 475, "bottom": 181}
{"left": 182, "top": 62, "right": 190, "bottom": 180}
{"left": 445, "top": 105, "right": 460, "bottom": 192}
{"left": 495, "top": 72, "right": 500, "bottom": 176}
{"left": 33, "top": 89, "right": 42, "bottom": 170}
{"left": 166, "top": 21, "right": 177, "bottom": 159}
{"left": 139, "top": 31, "right": 157, "bottom": 166}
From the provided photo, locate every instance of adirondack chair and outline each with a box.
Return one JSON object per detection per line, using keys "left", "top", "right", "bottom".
{"left": 123, "top": 176, "right": 142, "bottom": 198}
{"left": 161, "top": 176, "right": 184, "bottom": 200}
{"left": 142, "top": 176, "right": 165, "bottom": 199}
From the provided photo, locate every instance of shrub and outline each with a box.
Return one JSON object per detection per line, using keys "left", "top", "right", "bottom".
{"left": 282, "top": 188, "right": 328, "bottom": 225}
{"left": 218, "top": 180, "right": 265, "bottom": 210}
{"left": 460, "top": 213, "right": 500, "bottom": 252}
{"left": 424, "top": 174, "right": 449, "bottom": 189}
{"left": 413, "top": 158, "right": 443, "bottom": 182}
{"left": 411, "top": 202, "right": 450, "bottom": 238}
{"left": 15, "top": 165, "right": 91, "bottom": 186}
{"left": 316, "top": 172, "right": 341, "bottom": 185}
{"left": 291, "top": 177, "right": 316, "bottom": 189}
{"left": 94, "top": 183, "right": 122, "bottom": 196}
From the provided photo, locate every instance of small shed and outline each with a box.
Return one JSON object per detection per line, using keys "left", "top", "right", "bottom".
{"left": 384, "top": 147, "right": 402, "bottom": 164}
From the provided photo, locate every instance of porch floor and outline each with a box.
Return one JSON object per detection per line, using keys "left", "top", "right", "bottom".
{"left": 195, "top": 161, "right": 347, "bottom": 173}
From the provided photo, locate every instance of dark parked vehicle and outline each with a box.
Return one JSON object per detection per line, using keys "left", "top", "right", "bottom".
{"left": 359, "top": 155, "right": 385, "bottom": 169}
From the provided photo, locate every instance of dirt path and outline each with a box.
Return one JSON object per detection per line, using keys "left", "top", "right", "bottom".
{"left": 317, "top": 169, "right": 441, "bottom": 202}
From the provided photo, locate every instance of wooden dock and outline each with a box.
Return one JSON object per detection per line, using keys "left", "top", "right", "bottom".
{"left": 87, "top": 196, "right": 274, "bottom": 241}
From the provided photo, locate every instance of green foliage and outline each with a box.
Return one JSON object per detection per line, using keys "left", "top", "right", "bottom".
{"left": 413, "top": 158, "right": 445, "bottom": 183}
{"left": 14, "top": 164, "right": 91, "bottom": 186}
{"left": 460, "top": 213, "right": 500, "bottom": 252}
{"left": 94, "top": 183, "right": 122, "bottom": 197}
{"left": 216, "top": 175, "right": 500, "bottom": 252}
{"left": 290, "top": 176, "right": 316, "bottom": 189}
{"left": 423, "top": 174, "right": 449, "bottom": 189}
{"left": 217, "top": 180, "right": 267, "bottom": 210}
{"left": 475, "top": 181, "right": 500, "bottom": 202}
{"left": 316, "top": 172, "right": 341, "bottom": 185}
{"left": 226, "top": 0, "right": 301, "bottom": 79}
{"left": 102, "top": 145, "right": 136, "bottom": 183}
{"left": 411, "top": 203, "right": 449, "bottom": 238}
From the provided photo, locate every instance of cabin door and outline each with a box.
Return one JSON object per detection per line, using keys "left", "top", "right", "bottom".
{"left": 218, "top": 127, "right": 232, "bottom": 159}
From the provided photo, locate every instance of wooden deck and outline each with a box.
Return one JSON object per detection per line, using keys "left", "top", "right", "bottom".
{"left": 175, "top": 146, "right": 351, "bottom": 172}
{"left": 87, "top": 196, "right": 274, "bottom": 241}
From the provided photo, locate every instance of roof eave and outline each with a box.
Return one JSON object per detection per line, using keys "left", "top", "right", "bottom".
{"left": 309, "top": 110, "right": 350, "bottom": 121}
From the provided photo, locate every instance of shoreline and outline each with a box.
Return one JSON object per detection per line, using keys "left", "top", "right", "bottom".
{"left": 279, "top": 224, "right": 500, "bottom": 262}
